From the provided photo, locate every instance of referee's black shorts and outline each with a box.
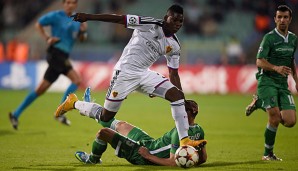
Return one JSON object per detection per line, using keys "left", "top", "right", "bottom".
{"left": 44, "top": 46, "right": 73, "bottom": 83}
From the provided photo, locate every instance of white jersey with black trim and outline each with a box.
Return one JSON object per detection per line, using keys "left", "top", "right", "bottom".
{"left": 114, "top": 14, "right": 181, "bottom": 72}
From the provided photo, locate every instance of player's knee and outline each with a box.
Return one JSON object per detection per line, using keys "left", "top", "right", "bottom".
{"left": 96, "top": 128, "right": 110, "bottom": 138}
{"left": 73, "top": 79, "right": 81, "bottom": 86}
{"left": 269, "top": 117, "right": 281, "bottom": 127}
{"left": 165, "top": 87, "right": 184, "bottom": 102}
{"left": 283, "top": 120, "right": 296, "bottom": 128}
{"left": 115, "top": 121, "right": 127, "bottom": 130}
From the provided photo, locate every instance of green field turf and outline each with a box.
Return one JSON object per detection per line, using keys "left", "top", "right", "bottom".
{"left": 1, "top": 90, "right": 298, "bottom": 171}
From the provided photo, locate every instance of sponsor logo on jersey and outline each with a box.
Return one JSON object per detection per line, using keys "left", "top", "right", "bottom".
{"left": 166, "top": 46, "right": 173, "bottom": 54}
{"left": 146, "top": 41, "right": 161, "bottom": 55}
{"left": 275, "top": 47, "right": 294, "bottom": 52}
{"left": 189, "top": 133, "right": 202, "bottom": 140}
{"left": 112, "top": 91, "right": 118, "bottom": 97}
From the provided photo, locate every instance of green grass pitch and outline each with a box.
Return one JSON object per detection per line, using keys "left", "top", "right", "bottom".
{"left": 1, "top": 90, "right": 298, "bottom": 171}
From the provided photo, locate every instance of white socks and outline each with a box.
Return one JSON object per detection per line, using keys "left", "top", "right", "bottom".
{"left": 74, "top": 101, "right": 102, "bottom": 119}
{"left": 171, "top": 99, "right": 189, "bottom": 140}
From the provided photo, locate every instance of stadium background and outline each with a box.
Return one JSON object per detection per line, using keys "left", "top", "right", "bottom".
{"left": 1, "top": 1, "right": 298, "bottom": 170}
{"left": 0, "top": 0, "right": 298, "bottom": 94}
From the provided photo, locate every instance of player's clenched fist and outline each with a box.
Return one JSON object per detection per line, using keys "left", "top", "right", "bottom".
{"left": 71, "top": 13, "right": 88, "bottom": 22}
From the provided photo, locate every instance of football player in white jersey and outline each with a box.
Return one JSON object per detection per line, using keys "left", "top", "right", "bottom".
{"left": 56, "top": 4, "right": 201, "bottom": 147}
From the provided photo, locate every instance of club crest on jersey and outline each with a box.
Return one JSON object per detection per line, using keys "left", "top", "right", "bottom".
{"left": 112, "top": 91, "right": 118, "bottom": 97}
{"left": 166, "top": 46, "right": 173, "bottom": 54}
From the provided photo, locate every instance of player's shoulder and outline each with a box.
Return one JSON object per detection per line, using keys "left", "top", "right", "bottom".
{"left": 172, "top": 34, "right": 180, "bottom": 46}
{"left": 288, "top": 31, "right": 298, "bottom": 39}
{"left": 191, "top": 123, "right": 204, "bottom": 131}
{"left": 44, "top": 10, "right": 63, "bottom": 18}
{"left": 262, "top": 30, "right": 278, "bottom": 43}
{"left": 50, "top": 10, "right": 63, "bottom": 15}
{"left": 264, "top": 30, "right": 275, "bottom": 38}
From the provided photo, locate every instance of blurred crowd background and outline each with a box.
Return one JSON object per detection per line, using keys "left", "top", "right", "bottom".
{"left": 0, "top": 0, "right": 297, "bottom": 65}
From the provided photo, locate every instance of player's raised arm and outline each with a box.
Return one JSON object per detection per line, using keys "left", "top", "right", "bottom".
{"left": 72, "top": 13, "right": 125, "bottom": 25}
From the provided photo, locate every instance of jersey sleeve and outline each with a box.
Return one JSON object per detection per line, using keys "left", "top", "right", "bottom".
{"left": 257, "top": 34, "right": 271, "bottom": 59}
{"left": 125, "top": 15, "right": 161, "bottom": 31}
{"left": 165, "top": 54, "right": 180, "bottom": 69}
{"left": 38, "top": 11, "right": 56, "bottom": 26}
{"left": 170, "top": 129, "right": 180, "bottom": 154}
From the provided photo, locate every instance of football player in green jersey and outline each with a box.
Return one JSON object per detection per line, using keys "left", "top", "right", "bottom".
{"left": 74, "top": 98, "right": 207, "bottom": 166}
{"left": 245, "top": 5, "right": 297, "bottom": 161}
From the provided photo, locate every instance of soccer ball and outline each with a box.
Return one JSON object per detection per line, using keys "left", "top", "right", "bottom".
{"left": 175, "top": 145, "right": 199, "bottom": 168}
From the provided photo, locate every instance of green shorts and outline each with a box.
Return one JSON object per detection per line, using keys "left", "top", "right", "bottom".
{"left": 110, "top": 127, "right": 154, "bottom": 165}
{"left": 257, "top": 85, "right": 296, "bottom": 110}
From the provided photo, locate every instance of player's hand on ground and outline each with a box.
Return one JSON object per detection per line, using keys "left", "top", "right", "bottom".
{"left": 71, "top": 13, "right": 88, "bottom": 22}
{"left": 47, "top": 37, "right": 60, "bottom": 45}
{"left": 273, "top": 65, "right": 292, "bottom": 77}
{"left": 138, "top": 146, "right": 151, "bottom": 159}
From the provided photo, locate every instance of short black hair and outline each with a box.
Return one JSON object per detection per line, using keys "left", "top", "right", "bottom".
{"left": 185, "top": 99, "right": 198, "bottom": 117}
{"left": 168, "top": 4, "right": 183, "bottom": 15}
{"left": 276, "top": 5, "right": 292, "bottom": 17}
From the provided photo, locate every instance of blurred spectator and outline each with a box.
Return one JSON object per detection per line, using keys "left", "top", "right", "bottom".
{"left": 206, "top": 0, "right": 225, "bottom": 23}
{"left": 92, "top": 0, "right": 103, "bottom": 13}
{"left": 183, "top": 0, "right": 202, "bottom": 35}
{"left": 200, "top": 14, "right": 219, "bottom": 37}
{"left": 108, "top": 0, "right": 132, "bottom": 45}
{"left": 240, "top": 0, "right": 255, "bottom": 12}
{"left": 1, "top": 0, "right": 52, "bottom": 29}
{"left": 6, "top": 38, "right": 29, "bottom": 63}
{"left": 222, "top": 0, "right": 236, "bottom": 11}
{"left": 221, "top": 35, "right": 246, "bottom": 65}
{"left": 2, "top": 0, "right": 18, "bottom": 28}
{"left": 254, "top": 1, "right": 271, "bottom": 34}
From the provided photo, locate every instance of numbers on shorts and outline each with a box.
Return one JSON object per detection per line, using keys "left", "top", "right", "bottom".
{"left": 125, "top": 140, "right": 136, "bottom": 147}
{"left": 287, "top": 95, "right": 295, "bottom": 105}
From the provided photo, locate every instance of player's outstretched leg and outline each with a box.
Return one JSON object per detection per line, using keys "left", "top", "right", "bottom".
{"left": 180, "top": 137, "right": 207, "bottom": 147}
{"left": 245, "top": 94, "right": 259, "bottom": 116}
{"left": 75, "top": 151, "right": 102, "bottom": 164}
{"left": 262, "top": 152, "right": 282, "bottom": 161}
{"left": 55, "top": 93, "right": 78, "bottom": 117}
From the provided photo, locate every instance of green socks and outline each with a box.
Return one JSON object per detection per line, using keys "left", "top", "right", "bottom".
{"left": 264, "top": 124, "right": 277, "bottom": 156}
{"left": 89, "top": 138, "right": 107, "bottom": 163}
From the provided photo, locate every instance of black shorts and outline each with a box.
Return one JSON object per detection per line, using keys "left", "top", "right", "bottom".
{"left": 44, "top": 46, "right": 73, "bottom": 83}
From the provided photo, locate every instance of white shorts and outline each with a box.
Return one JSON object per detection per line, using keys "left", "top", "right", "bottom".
{"left": 104, "top": 69, "right": 175, "bottom": 112}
